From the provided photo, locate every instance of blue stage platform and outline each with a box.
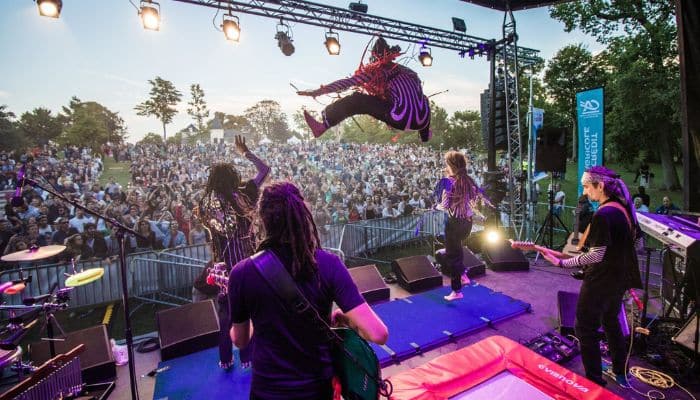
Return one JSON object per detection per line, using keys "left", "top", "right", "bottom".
{"left": 153, "top": 284, "right": 530, "bottom": 399}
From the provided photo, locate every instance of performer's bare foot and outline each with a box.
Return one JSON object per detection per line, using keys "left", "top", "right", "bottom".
{"left": 304, "top": 110, "right": 327, "bottom": 138}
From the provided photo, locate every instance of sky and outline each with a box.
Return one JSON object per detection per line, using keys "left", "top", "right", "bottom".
{"left": 0, "top": 0, "right": 603, "bottom": 143}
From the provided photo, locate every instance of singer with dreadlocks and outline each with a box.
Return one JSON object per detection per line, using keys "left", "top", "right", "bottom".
{"left": 437, "top": 151, "right": 487, "bottom": 301}
{"left": 228, "top": 182, "right": 388, "bottom": 399}
{"left": 297, "top": 36, "right": 432, "bottom": 142}
{"left": 195, "top": 135, "right": 270, "bottom": 370}
{"left": 541, "top": 166, "right": 642, "bottom": 387}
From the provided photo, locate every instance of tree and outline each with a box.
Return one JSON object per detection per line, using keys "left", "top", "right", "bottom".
{"left": 135, "top": 76, "right": 182, "bottom": 141}
{"left": 543, "top": 44, "right": 607, "bottom": 159}
{"left": 186, "top": 84, "right": 209, "bottom": 139}
{"left": 449, "top": 110, "right": 484, "bottom": 153}
{"left": 0, "top": 105, "right": 28, "bottom": 153}
{"left": 550, "top": 0, "right": 680, "bottom": 190}
{"left": 244, "top": 100, "right": 291, "bottom": 143}
{"left": 138, "top": 132, "right": 164, "bottom": 146}
{"left": 428, "top": 101, "right": 450, "bottom": 148}
{"left": 60, "top": 98, "right": 128, "bottom": 149}
{"left": 18, "top": 107, "right": 63, "bottom": 146}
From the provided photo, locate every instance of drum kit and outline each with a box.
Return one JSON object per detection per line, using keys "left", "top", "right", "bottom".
{"left": 0, "top": 244, "right": 105, "bottom": 395}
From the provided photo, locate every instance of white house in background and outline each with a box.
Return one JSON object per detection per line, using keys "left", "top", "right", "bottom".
{"left": 210, "top": 118, "right": 253, "bottom": 144}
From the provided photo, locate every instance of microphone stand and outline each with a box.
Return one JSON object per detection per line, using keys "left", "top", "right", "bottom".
{"left": 24, "top": 176, "right": 144, "bottom": 400}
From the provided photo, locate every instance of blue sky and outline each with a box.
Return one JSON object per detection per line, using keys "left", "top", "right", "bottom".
{"left": 0, "top": 0, "right": 602, "bottom": 142}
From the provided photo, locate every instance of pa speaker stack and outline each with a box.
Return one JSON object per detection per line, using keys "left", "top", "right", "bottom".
{"left": 391, "top": 255, "right": 442, "bottom": 293}
{"left": 483, "top": 241, "right": 529, "bottom": 271}
{"left": 348, "top": 264, "right": 390, "bottom": 304}
{"left": 435, "top": 247, "right": 486, "bottom": 278}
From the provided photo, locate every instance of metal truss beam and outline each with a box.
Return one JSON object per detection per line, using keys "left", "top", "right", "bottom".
{"left": 170, "top": 0, "right": 540, "bottom": 65}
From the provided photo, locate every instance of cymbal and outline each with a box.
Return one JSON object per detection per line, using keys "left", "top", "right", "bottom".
{"left": 65, "top": 268, "right": 104, "bottom": 287}
{"left": 0, "top": 245, "right": 66, "bottom": 262}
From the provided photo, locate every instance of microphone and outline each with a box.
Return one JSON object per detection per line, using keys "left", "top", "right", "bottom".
{"left": 10, "top": 160, "right": 28, "bottom": 208}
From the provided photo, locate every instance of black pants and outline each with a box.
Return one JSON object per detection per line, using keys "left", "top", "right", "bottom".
{"left": 324, "top": 92, "right": 398, "bottom": 129}
{"left": 575, "top": 283, "right": 627, "bottom": 383}
{"left": 444, "top": 217, "right": 472, "bottom": 292}
{"left": 217, "top": 293, "right": 252, "bottom": 365}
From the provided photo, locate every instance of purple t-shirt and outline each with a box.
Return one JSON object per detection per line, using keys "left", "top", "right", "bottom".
{"left": 228, "top": 247, "right": 365, "bottom": 399}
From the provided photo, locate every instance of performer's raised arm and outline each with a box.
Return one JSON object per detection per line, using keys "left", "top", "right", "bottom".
{"left": 297, "top": 71, "right": 373, "bottom": 98}
{"left": 234, "top": 135, "right": 270, "bottom": 187}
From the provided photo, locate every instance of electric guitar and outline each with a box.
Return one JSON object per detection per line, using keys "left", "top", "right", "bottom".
{"left": 206, "top": 262, "right": 229, "bottom": 294}
{"left": 509, "top": 240, "right": 571, "bottom": 260}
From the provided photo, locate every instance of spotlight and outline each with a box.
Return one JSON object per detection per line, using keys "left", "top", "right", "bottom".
{"left": 485, "top": 230, "right": 501, "bottom": 244}
{"left": 37, "top": 0, "right": 62, "bottom": 18}
{"left": 275, "top": 22, "right": 294, "bottom": 56}
{"left": 418, "top": 46, "right": 433, "bottom": 67}
{"left": 349, "top": 2, "right": 368, "bottom": 13}
{"left": 452, "top": 17, "right": 466, "bottom": 33}
{"left": 325, "top": 31, "right": 340, "bottom": 55}
{"left": 468, "top": 47, "right": 475, "bottom": 59}
{"left": 222, "top": 14, "right": 240, "bottom": 42}
{"left": 140, "top": 1, "right": 161, "bottom": 31}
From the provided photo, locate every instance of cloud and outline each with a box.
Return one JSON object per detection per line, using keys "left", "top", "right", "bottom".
{"left": 0, "top": 90, "right": 10, "bottom": 99}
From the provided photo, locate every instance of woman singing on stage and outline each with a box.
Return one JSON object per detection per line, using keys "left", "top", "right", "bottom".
{"left": 437, "top": 151, "right": 484, "bottom": 301}
{"left": 196, "top": 135, "right": 270, "bottom": 370}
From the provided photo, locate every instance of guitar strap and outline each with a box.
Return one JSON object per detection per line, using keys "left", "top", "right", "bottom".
{"left": 249, "top": 250, "right": 390, "bottom": 397}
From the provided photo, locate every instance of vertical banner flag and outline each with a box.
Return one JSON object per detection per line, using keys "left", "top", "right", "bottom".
{"left": 576, "top": 88, "right": 605, "bottom": 195}
{"left": 531, "top": 107, "right": 544, "bottom": 176}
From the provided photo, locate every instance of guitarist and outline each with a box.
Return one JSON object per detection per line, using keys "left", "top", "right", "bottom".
{"left": 196, "top": 135, "right": 270, "bottom": 371}
{"left": 228, "top": 182, "right": 388, "bottom": 400}
{"left": 541, "top": 166, "right": 642, "bottom": 388}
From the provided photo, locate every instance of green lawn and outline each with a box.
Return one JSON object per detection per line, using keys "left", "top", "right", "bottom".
{"left": 100, "top": 157, "right": 132, "bottom": 187}
{"left": 539, "top": 161, "right": 683, "bottom": 212}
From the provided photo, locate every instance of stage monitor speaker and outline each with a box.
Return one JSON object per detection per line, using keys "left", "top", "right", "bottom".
{"left": 483, "top": 242, "right": 529, "bottom": 272}
{"left": 435, "top": 247, "right": 486, "bottom": 279}
{"left": 672, "top": 314, "right": 699, "bottom": 355}
{"left": 348, "top": 265, "right": 390, "bottom": 304}
{"left": 30, "top": 324, "right": 115, "bottom": 384}
{"left": 157, "top": 299, "right": 220, "bottom": 361}
{"left": 535, "top": 127, "right": 567, "bottom": 173}
{"left": 557, "top": 291, "right": 630, "bottom": 337}
{"left": 391, "top": 255, "right": 442, "bottom": 293}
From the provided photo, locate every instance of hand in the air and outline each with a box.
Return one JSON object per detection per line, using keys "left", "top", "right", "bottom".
{"left": 234, "top": 135, "right": 249, "bottom": 155}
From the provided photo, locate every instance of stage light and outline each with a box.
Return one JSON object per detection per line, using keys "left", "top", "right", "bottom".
{"left": 485, "top": 230, "right": 501, "bottom": 244}
{"left": 37, "top": 0, "right": 62, "bottom": 18}
{"left": 418, "top": 46, "right": 433, "bottom": 67}
{"left": 140, "top": 1, "right": 161, "bottom": 31}
{"left": 275, "top": 22, "right": 294, "bottom": 56}
{"left": 222, "top": 14, "right": 240, "bottom": 42}
{"left": 349, "top": 2, "right": 368, "bottom": 13}
{"left": 452, "top": 17, "right": 466, "bottom": 33}
{"left": 325, "top": 31, "right": 340, "bottom": 55}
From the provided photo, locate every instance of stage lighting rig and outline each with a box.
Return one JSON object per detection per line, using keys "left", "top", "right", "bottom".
{"left": 348, "top": 2, "right": 368, "bottom": 13}
{"left": 418, "top": 45, "right": 433, "bottom": 67}
{"left": 325, "top": 31, "right": 340, "bottom": 55}
{"left": 275, "top": 22, "right": 294, "bottom": 56}
{"left": 222, "top": 14, "right": 241, "bottom": 42}
{"left": 140, "top": 0, "right": 161, "bottom": 31}
{"left": 37, "top": 0, "right": 62, "bottom": 18}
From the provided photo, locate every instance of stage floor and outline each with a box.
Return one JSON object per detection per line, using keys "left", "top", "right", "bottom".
{"left": 106, "top": 257, "right": 695, "bottom": 400}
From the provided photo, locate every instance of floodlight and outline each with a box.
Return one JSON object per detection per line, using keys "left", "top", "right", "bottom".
{"left": 276, "top": 22, "right": 294, "bottom": 56}
{"left": 222, "top": 14, "right": 240, "bottom": 42}
{"left": 349, "top": 2, "right": 368, "bottom": 13}
{"left": 485, "top": 230, "right": 501, "bottom": 244}
{"left": 37, "top": 0, "right": 62, "bottom": 18}
{"left": 325, "top": 31, "right": 340, "bottom": 55}
{"left": 418, "top": 46, "right": 433, "bottom": 67}
{"left": 140, "top": 1, "right": 161, "bottom": 31}
{"left": 452, "top": 17, "right": 466, "bottom": 32}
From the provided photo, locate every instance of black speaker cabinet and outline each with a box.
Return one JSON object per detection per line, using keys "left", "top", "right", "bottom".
{"left": 435, "top": 247, "right": 486, "bottom": 279}
{"left": 157, "top": 299, "right": 220, "bottom": 361}
{"left": 348, "top": 265, "right": 390, "bottom": 304}
{"left": 557, "top": 291, "right": 629, "bottom": 337}
{"left": 673, "top": 314, "right": 699, "bottom": 355}
{"left": 391, "top": 255, "right": 442, "bottom": 293}
{"left": 483, "top": 242, "right": 529, "bottom": 271}
{"left": 30, "top": 324, "right": 116, "bottom": 384}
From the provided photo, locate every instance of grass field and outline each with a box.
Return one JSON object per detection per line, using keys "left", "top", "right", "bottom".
{"left": 99, "top": 158, "right": 132, "bottom": 187}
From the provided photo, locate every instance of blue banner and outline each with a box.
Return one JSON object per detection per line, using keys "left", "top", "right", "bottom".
{"left": 576, "top": 88, "right": 604, "bottom": 195}
{"left": 531, "top": 107, "right": 544, "bottom": 174}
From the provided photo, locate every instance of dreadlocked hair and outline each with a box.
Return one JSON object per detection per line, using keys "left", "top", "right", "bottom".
{"left": 445, "top": 151, "right": 479, "bottom": 209}
{"left": 257, "top": 181, "right": 321, "bottom": 281}
{"left": 586, "top": 165, "right": 638, "bottom": 227}
{"left": 202, "top": 162, "right": 253, "bottom": 217}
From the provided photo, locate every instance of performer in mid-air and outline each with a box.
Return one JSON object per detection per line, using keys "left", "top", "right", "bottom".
{"left": 195, "top": 135, "right": 270, "bottom": 370}
{"left": 297, "top": 36, "right": 432, "bottom": 142}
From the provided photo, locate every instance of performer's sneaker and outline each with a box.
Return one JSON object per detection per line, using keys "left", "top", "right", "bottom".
{"left": 461, "top": 273, "right": 471, "bottom": 285}
{"left": 219, "top": 360, "right": 233, "bottom": 371}
{"left": 304, "top": 110, "right": 327, "bottom": 138}
{"left": 444, "top": 291, "right": 463, "bottom": 301}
